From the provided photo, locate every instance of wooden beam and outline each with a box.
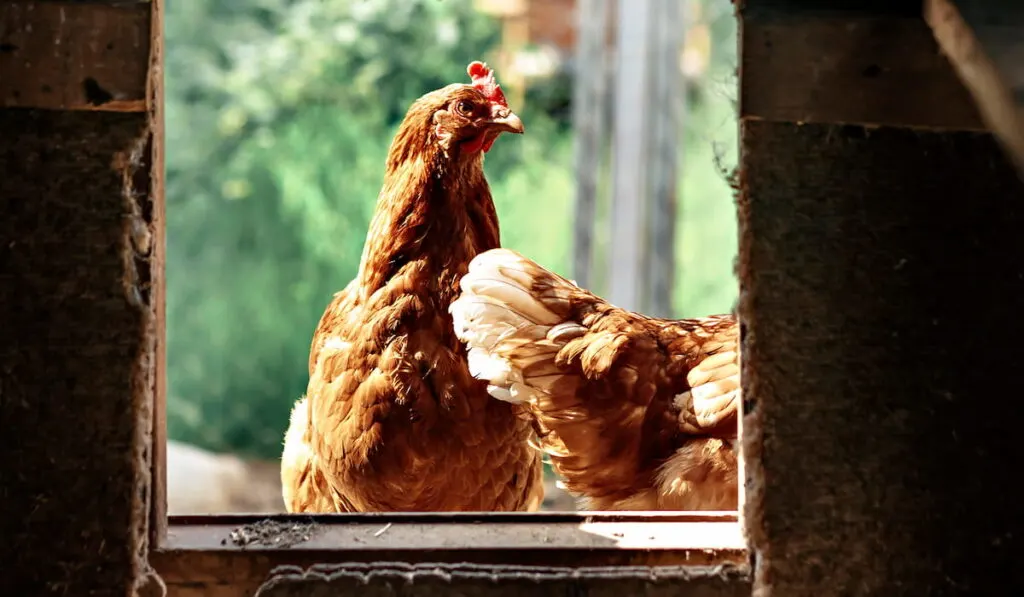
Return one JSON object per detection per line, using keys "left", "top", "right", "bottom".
{"left": 148, "top": 0, "right": 170, "bottom": 551}
{"left": 608, "top": 0, "right": 654, "bottom": 313}
{"left": 644, "top": 0, "right": 684, "bottom": 319}
{"left": 252, "top": 562, "right": 750, "bottom": 597}
{"left": 739, "top": 0, "right": 922, "bottom": 15}
{"left": 1, "top": 109, "right": 156, "bottom": 595}
{"left": 740, "top": 120, "right": 1024, "bottom": 597}
{"left": 740, "top": 3, "right": 1024, "bottom": 596}
{"left": 0, "top": 0, "right": 161, "bottom": 594}
{"left": 925, "top": 0, "right": 1024, "bottom": 177}
{"left": 741, "top": 10, "right": 983, "bottom": 130}
{"left": 154, "top": 514, "right": 746, "bottom": 597}
{"left": 571, "top": 0, "right": 610, "bottom": 290}
{"left": 0, "top": 1, "right": 151, "bottom": 111}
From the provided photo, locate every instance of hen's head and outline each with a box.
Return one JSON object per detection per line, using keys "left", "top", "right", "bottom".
{"left": 408, "top": 61, "right": 524, "bottom": 157}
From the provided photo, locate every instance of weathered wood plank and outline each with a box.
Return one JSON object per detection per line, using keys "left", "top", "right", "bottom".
{"left": 739, "top": 120, "right": 1024, "bottom": 596}
{"left": 571, "top": 0, "right": 610, "bottom": 290}
{"left": 0, "top": 108, "right": 156, "bottom": 595}
{"left": 0, "top": 0, "right": 160, "bottom": 591}
{"left": 608, "top": 0, "right": 653, "bottom": 313}
{"left": 0, "top": 1, "right": 151, "bottom": 111}
{"left": 741, "top": 11, "right": 983, "bottom": 130}
{"left": 644, "top": 0, "right": 683, "bottom": 319}
{"left": 156, "top": 544, "right": 745, "bottom": 597}
{"left": 148, "top": 0, "right": 169, "bottom": 549}
{"left": 925, "top": 0, "right": 1024, "bottom": 176}
{"left": 157, "top": 555, "right": 746, "bottom": 597}
{"left": 154, "top": 513, "right": 745, "bottom": 597}
{"left": 253, "top": 562, "right": 751, "bottom": 597}
{"left": 740, "top": 0, "right": 920, "bottom": 17}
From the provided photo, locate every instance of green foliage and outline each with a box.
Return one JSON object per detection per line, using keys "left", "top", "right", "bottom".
{"left": 676, "top": 9, "right": 739, "bottom": 318}
{"left": 166, "top": 0, "right": 738, "bottom": 459}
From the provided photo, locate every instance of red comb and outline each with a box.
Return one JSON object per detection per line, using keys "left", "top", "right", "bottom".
{"left": 467, "top": 61, "right": 508, "bottom": 108}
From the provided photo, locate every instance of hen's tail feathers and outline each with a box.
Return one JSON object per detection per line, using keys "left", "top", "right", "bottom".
{"left": 450, "top": 248, "right": 595, "bottom": 417}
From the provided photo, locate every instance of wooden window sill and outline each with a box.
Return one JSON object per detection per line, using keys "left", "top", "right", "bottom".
{"left": 151, "top": 512, "right": 747, "bottom": 596}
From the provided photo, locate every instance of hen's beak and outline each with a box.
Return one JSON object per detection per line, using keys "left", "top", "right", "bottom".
{"left": 485, "top": 111, "right": 525, "bottom": 135}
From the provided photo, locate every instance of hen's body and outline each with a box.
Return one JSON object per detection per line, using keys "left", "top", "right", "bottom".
{"left": 282, "top": 67, "right": 544, "bottom": 513}
{"left": 450, "top": 249, "right": 739, "bottom": 511}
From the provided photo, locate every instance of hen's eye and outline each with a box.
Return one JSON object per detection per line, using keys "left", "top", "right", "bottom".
{"left": 456, "top": 100, "right": 474, "bottom": 115}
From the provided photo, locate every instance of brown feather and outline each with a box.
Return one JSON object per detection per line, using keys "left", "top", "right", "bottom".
{"left": 282, "top": 74, "right": 543, "bottom": 513}
{"left": 451, "top": 248, "right": 739, "bottom": 511}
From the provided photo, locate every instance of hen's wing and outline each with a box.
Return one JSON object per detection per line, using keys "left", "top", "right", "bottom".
{"left": 671, "top": 325, "right": 740, "bottom": 437}
{"left": 450, "top": 248, "right": 739, "bottom": 510}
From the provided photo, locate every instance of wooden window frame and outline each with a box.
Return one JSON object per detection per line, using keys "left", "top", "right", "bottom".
{"left": 136, "top": 2, "right": 748, "bottom": 595}
{"left": 50, "top": 0, "right": 1016, "bottom": 593}
{"left": 151, "top": 513, "right": 746, "bottom": 595}
{"left": 6, "top": 0, "right": 1024, "bottom": 594}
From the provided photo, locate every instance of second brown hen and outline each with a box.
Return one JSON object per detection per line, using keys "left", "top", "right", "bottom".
{"left": 450, "top": 248, "right": 739, "bottom": 511}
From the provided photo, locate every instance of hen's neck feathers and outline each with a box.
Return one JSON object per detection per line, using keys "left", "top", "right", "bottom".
{"left": 355, "top": 104, "right": 501, "bottom": 296}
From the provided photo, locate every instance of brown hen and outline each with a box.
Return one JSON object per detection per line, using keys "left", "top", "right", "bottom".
{"left": 450, "top": 248, "right": 739, "bottom": 511}
{"left": 281, "top": 63, "right": 544, "bottom": 513}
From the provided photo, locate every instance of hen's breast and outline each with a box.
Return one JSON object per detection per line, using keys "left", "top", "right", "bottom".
{"left": 304, "top": 268, "right": 543, "bottom": 513}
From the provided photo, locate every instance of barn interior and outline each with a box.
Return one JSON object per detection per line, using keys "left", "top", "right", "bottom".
{"left": 2, "top": 0, "right": 1024, "bottom": 595}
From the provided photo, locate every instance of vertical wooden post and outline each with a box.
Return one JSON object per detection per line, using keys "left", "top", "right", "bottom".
{"left": 0, "top": 1, "right": 161, "bottom": 594}
{"left": 925, "top": 0, "right": 1024, "bottom": 178}
{"left": 149, "top": 0, "right": 169, "bottom": 550}
{"left": 571, "top": 0, "right": 611, "bottom": 290}
{"left": 644, "top": 0, "right": 685, "bottom": 318}
{"left": 608, "top": 0, "right": 654, "bottom": 313}
{"left": 739, "top": 3, "right": 1024, "bottom": 595}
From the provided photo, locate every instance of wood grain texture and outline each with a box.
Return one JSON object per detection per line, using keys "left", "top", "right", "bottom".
{"left": 156, "top": 552, "right": 747, "bottom": 597}
{"left": 0, "top": 1, "right": 151, "bottom": 111}
{"left": 0, "top": 108, "right": 156, "bottom": 594}
{"left": 155, "top": 543, "right": 745, "bottom": 597}
{"left": 253, "top": 562, "right": 751, "bottom": 597}
{"left": 739, "top": 120, "right": 1024, "bottom": 596}
{"left": 147, "top": 0, "right": 168, "bottom": 548}
{"left": 153, "top": 513, "right": 745, "bottom": 596}
{"left": 570, "top": 0, "right": 610, "bottom": 291}
{"left": 925, "top": 0, "right": 1024, "bottom": 176}
{"left": 740, "top": 10, "right": 983, "bottom": 130}
{"left": 739, "top": 0, "right": 922, "bottom": 16}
